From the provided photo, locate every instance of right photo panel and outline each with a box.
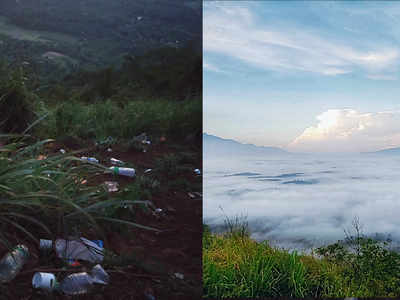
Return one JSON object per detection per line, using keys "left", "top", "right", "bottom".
{"left": 203, "top": 1, "right": 400, "bottom": 298}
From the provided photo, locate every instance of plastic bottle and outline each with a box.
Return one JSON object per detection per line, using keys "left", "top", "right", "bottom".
{"left": 81, "top": 157, "right": 99, "bottom": 163}
{"left": 109, "top": 166, "right": 135, "bottom": 177}
{"left": 59, "top": 272, "right": 94, "bottom": 295}
{"left": 40, "top": 238, "right": 104, "bottom": 263}
{"left": 0, "top": 245, "right": 29, "bottom": 283}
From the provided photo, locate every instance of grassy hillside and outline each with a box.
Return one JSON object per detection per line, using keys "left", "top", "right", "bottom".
{"left": 203, "top": 220, "right": 400, "bottom": 298}
{"left": 0, "top": 36, "right": 202, "bottom": 298}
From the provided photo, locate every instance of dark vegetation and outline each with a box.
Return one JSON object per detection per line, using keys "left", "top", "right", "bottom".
{"left": 203, "top": 217, "right": 400, "bottom": 298}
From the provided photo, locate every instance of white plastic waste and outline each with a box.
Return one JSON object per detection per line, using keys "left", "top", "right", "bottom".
{"left": 59, "top": 149, "right": 66, "bottom": 154}
{"left": 104, "top": 181, "right": 119, "bottom": 192}
{"left": 40, "top": 238, "right": 104, "bottom": 263}
{"left": 32, "top": 264, "right": 109, "bottom": 295}
{"left": 32, "top": 272, "right": 56, "bottom": 291}
{"left": 81, "top": 157, "right": 99, "bottom": 163}
{"left": 194, "top": 169, "right": 201, "bottom": 175}
{"left": 109, "top": 167, "right": 135, "bottom": 178}
{"left": 110, "top": 158, "right": 124, "bottom": 165}
{"left": 0, "top": 245, "right": 29, "bottom": 283}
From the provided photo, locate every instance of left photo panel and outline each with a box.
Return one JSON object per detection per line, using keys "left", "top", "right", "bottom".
{"left": 0, "top": 1, "right": 202, "bottom": 299}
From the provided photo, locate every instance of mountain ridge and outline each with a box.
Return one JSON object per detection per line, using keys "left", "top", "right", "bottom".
{"left": 203, "top": 133, "right": 288, "bottom": 156}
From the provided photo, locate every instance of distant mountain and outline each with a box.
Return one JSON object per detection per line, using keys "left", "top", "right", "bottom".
{"left": 204, "top": 133, "right": 288, "bottom": 156}
{"left": 369, "top": 147, "right": 400, "bottom": 155}
{"left": 0, "top": 0, "right": 201, "bottom": 79}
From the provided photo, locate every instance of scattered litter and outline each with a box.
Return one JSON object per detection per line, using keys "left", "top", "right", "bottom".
{"left": 174, "top": 272, "right": 184, "bottom": 280}
{"left": 104, "top": 181, "right": 119, "bottom": 192}
{"left": 188, "top": 192, "right": 196, "bottom": 199}
{"left": 144, "top": 168, "right": 152, "bottom": 173}
{"left": 110, "top": 166, "right": 136, "bottom": 178}
{"left": 155, "top": 208, "right": 162, "bottom": 213}
{"left": 193, "top": 192, "right": 202, "bottom": 197}
{"left": 37, "top": 155, "right": 47, "bottom": 161}
{"left": 110, "top": 158, "right": 124, "bottom": 165}
{"left": 0, "top": 245, "right": 29, "bottom": 283}
{"left": 33, "top": 264, "right": 109, "bottom": 295}
{"left": 81, "top": 157, "right": 99, "bottom": 163}
{"left": 107, "top": 148, "right": 112, "bottom": 152}
{"left": 194, "top": 169, "right": 201, "bottom": 175}
{"left": 40, "top": 238, "right": 104, "bottom": 264}
{"left": 142, "top": 140, "right": 151, "bottom": 145}
{"left": 81, "top": 179, "right": 87, "bottom": 185}
{"left": 59, "top": 149, "right": 66, "bottom": 154}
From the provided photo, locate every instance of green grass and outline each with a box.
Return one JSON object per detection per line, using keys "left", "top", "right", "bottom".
{"left": 0, "top": 135, "right": 160, "bottom": 249}
{"left": 203, "top": 221, "right": 400, "bottom": 298}
{"left": 35, "top": 97, "right": 201, "bottom": 142}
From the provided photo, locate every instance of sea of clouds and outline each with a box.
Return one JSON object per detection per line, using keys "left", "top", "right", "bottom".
{"left": 204, "top": 152, "right": 400, "bottom": 250}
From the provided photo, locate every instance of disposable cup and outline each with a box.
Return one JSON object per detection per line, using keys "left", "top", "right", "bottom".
{"left": 32, "top": 272, "right": 56, "bottom": 291}
{"left": 39, "top": 239, "right": 53, "bottom": 250}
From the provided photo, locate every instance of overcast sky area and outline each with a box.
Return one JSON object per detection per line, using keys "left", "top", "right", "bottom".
{"left": 204, "top": 1, "right": 400, "bottom": 153}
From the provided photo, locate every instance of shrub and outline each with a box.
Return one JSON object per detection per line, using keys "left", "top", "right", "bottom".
{"left": 0, "top": 66, "right": 35, "bottom": 133}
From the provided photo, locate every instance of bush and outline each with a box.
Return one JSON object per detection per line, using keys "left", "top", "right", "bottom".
{"left": 0, "top": 66, "right": 35, "bottom": 133}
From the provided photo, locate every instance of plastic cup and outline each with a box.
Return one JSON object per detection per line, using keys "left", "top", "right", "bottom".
{"left": 32, "top": 272, "right": 56, "bottom": 291}
{"left": 39, "top": 239, "right": 53, "bottom": 250}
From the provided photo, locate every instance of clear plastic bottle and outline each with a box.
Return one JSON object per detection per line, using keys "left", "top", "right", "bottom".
{"left": 109, "top": 166, "right": 135, "bottom": 177}
{"left": 0, "top": 244, "right": 29, "bottom": 283}
{"left": 60, "top": 264, "right": 109, "bottom": 295}
{"left": 59, "top": 272, "right": 94, "bottom": 295}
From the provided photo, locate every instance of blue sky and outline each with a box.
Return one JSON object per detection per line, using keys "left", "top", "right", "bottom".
{"left": 204, "top": 1, "right": 400, "bottom": 153}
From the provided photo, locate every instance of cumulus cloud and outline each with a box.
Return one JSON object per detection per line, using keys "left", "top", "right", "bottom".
{"left": 288, "top": 109, "right": 400, "bottom": 152}
{"left": 204, "top": 4, "right": 400, "bottom": 78}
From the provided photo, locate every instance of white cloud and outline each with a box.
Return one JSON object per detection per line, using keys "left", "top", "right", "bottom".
{"left": 204, "top": 5, "right": 400, "bottom": 78}
{"left": 203, "top": 61, "right": 225, "bottom": 73}
{"left": 288, "top": 109, "right": 400, "bottom": 152}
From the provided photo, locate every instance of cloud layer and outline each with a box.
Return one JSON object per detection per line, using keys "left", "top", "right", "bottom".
{"left": 289, "top": 109, "right": 400, "bottom": 152}
{"left": 204, "top": 153, "right": 400, "bottom": 248}
{"left": 204, "top": 3, "right": 400, "bottom": 79}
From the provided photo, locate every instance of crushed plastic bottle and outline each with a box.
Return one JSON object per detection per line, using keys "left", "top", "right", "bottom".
{"left": 81, "top": 157, "right": 99, "bottom": 163}
{"left": 0, "top": 244, "right": 29, "bottom": 283}
{"left": 33, "top": 264, "right": 109, "bottom": 295}
{"left": 59, "top": 272, "right": 94, "bottom": 295}
{"left": 109, "top": 167, "right": 135, "bottom": 178}
{"left": 40, "top": 238, "right": 104, "bottom": 263}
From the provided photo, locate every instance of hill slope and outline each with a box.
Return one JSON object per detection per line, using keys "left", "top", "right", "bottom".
{"left": 204, "top": 133, "right": 287, "bottom": 156}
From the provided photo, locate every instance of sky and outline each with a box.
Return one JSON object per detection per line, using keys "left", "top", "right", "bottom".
{"left": 203, "top": 1, "right": 400, "bottom": 153}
